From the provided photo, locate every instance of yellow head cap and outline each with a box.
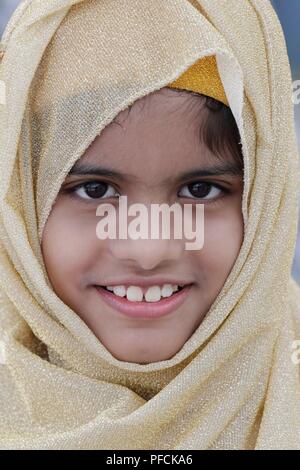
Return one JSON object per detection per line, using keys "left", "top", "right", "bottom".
{"left": 167, "top": 55, "right": 229, "bottom": 106}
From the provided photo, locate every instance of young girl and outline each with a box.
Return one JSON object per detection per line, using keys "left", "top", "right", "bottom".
{"left": 0, "top": 0, "right": 299, "bottom": 450}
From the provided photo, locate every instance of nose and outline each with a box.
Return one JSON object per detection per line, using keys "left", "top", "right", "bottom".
{"left": 108, "top": 236, "right": 184, "bottom": 271}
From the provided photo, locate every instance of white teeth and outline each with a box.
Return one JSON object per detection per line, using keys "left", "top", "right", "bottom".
{"left": 111, "top": 285, "right": 126, "bottom": 297}
{"left": 144, "top": 286, "right": 161, "bottom": 302}
{"left": 161, "top": 284, "right": 174, "bottom": 297}
{"left": 104, "top": 283, "right": 183, "bottom": 302}
{"left": 126, "top": 286, "right": 144, "bottom": 302}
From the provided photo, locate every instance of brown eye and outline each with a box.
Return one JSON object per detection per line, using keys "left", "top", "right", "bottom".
{"left": 71, "top": 181, "right": 120, "bottom": 200}
{"left": 82, "top": 182, "right": 108, "bottom": 198}
{"left": 178, "top": 182, "right": 224, "bottom": 200}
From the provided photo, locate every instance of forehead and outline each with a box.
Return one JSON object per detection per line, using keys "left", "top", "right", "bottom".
{"left": 72, "top": 87, "right": 239, "bottom": 187}
{"left": 112, "top": 88, "right": 208, "bottom": 141}
{"left": 114, "top": 87, "right": 203, "bottom": 121}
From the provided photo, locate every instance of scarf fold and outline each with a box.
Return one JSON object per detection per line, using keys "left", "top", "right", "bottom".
{"left": 0, "top": 0, "right": 300, "bottom": 449}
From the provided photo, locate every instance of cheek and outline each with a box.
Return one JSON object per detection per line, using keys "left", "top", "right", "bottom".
{"left": 197, "top": 206, "right": 244, "bottom": 277}
{"left": 41, "top": 203, "right": 100, "bottom": 291}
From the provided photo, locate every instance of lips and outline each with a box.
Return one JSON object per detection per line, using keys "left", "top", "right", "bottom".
{"left": 94, "top": 284, "right": 193, "bottom": 319}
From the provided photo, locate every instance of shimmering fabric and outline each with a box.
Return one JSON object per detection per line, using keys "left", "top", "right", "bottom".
{"left": 0, "top": 0, "right": 300, "bottom": 450}
{"left": 168, "top": 55, "right": 229, "bottom": 105}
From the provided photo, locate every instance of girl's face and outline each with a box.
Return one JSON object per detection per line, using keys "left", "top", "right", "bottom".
{"left": 41, "top": 87, "right": 244, "bottom": 364}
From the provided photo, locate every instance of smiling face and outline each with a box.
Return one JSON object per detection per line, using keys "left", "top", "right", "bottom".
{"left": 41, "top": 87, "right": 244, "bottom": 364}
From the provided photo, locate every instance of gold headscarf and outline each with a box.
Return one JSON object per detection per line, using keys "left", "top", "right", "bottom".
{"left": 168, "top": 54, "right": 229, "bottom": 105}
{"left": 0, "top": 0, "right": 300, "bottom": 449}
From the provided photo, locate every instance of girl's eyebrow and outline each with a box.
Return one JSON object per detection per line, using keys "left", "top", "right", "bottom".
{"left": 68, "top": 162, "right": 133, "bottom": 181}
{"left": 173, "top": 162, "right": 243, "bottom": 183}
{"left": 67, "top": 161, "right": 243, "bottom": 182}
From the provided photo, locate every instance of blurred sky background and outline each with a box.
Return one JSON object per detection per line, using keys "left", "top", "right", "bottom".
{"left": 0, "top": 0, "right": 300, "bottom": 283}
